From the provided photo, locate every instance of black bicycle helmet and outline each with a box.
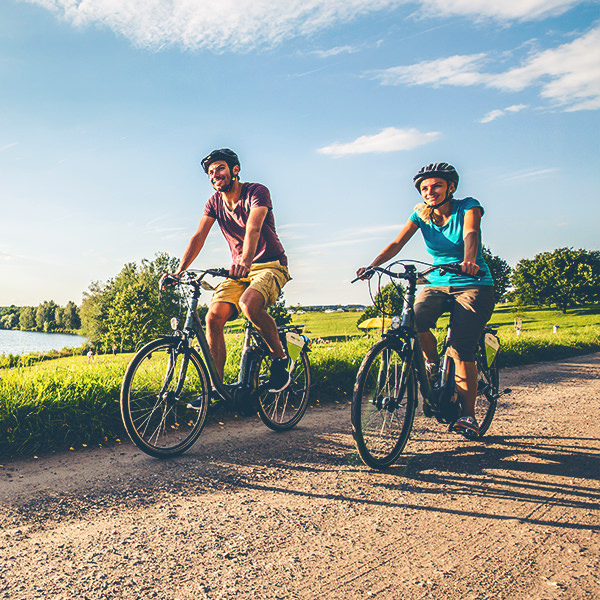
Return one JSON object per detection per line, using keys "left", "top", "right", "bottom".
{"left": 201, "top": 148, "right": 240, "bottom": 174}
{"left": 413, "top": 162, "right": 459, "bottom": 192}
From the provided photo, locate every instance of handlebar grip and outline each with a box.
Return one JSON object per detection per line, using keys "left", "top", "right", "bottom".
{"left": 159, "top": 273, "right": 179, "bottom": 290}
{"left": 208, "top": 268, "right": 231, "bottom": 278}
{"left": 437, "top": 263, "right": 480, "bottom": 280}
{"left": 352, "top": 267, "right": 376, "bottom": 283}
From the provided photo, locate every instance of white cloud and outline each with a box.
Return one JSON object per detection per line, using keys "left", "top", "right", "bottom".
{"left": 372, "top": 54, "right": 488, "bottom": 87}
{"left": 479, "top": 103, "right": 528, "bottom": 123}
{"left": 317, "top": 127, "right": 441, "bottom": 157}
{"left": 490, "top": 26, "right": 600, "bottom": 111}
{"left": 26, "top": 0, "right": 408, "bottom": 52}
{"left": 501, "top": 167, "right": 557, "bottom": 182}
{"left": 0, "top": 143, "right": 18, "bottom": 153}
{"left": 505, "top": 104, "right": 528, "bottom": 112}
{"left": 311, "top": 45, "right": 359, "bottom": 58}
{"left": 25, "top": 0, "right": 588, "bottom": 52}
{"left": 479, "top": 109, "right": 505, "bottom": 123}
{"left": 373, "top": 26, "right": 600, "bottom": 112}
{"left": 420, "top": 0, "right": 583, "bottom": 21}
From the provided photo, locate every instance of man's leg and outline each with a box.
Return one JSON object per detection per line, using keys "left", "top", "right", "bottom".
{"left": 206, "top": 301, "right": 236, "bottom": 379}
{"left": 418, "top": 330, "right": 439, "bottom": 364}
{"left": 238, "top": 288, "right": 286, "bottom": 359}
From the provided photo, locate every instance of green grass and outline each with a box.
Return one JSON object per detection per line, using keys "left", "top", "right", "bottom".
{"left": 1, "top": 303, "right": 599, "bottom": 459}
{"left": 290, "top": 310, "right": 365, "bottom": 339}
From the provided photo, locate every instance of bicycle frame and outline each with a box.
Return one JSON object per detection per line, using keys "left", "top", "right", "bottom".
{"left": 178, "top": 283, "right": 264, "bottom": 405}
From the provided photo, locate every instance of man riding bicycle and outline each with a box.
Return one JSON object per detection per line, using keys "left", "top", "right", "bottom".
{"left": 170, "top": 148, "right": 291, "bottom": 400}
{"left": 357, "top": 162, "right": 495, "bottom": 440}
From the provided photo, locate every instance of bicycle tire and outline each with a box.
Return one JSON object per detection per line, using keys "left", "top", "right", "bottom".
{"left": 474, "top": 350, "right": 499, "bottom": 437}
{"left": 257, "top": 351, "right": 311, "bottom": 431}
{"left": 351, "top": 338, "right": 417, "bottom": 469}
{"left": 120, "top": 337, "right": 210, "bottom": 458}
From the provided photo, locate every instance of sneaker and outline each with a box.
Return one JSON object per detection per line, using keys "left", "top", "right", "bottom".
{"left": 267, "top": 357, "right": 291, "bottom": 392}
{"left": 423, "top": 390, "right": 439, "bottom": 418}
{"left": 451, "top": 415, "right": 480, "bottom": 440}
{"left": 187, "top": 388, "right": 221, "bottom": 411}
{"left": 187, "top": 396, "right": 205, "bottom": 410}
{"left": 426, "top": 361, "right": 439, "bottom": 385}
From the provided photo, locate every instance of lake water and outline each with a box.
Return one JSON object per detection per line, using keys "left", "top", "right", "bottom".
{"left": 0, "top": 330, "right": 88, "bottom": 356}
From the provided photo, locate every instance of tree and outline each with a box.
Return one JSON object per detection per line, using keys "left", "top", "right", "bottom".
{"left": 80, "top": 252, "right": 181, "bottom": 352}
{"left": 482, "top": 246, "right": 511, "bottom": 301}
{"left": 0, "top": 313, "right": 18, "bottom": 329}
{"left": 511, "top": 247, "right": 600, "bottom": 313}
{"left": 35, "top": 300, "right": 59, "bottom": 332}
{"left": 19, "top": 306, "right": 36, "bottom": 331}
{"left": 268, "top": 294, "right": 292, "bottom": 326}
{"left": 0, "top": 306, "right": 19, "bottom": 330}
{"left": 63, "top": 301, "right": 81, "bottom": 331}
{"left": 357, "top": 282, "right": 404, "bottom": 328}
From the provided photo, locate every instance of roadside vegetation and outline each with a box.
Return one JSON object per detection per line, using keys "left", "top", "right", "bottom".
{"left": 2, "top": 245, "right": 599, "bottom": 458}
{"left": 1, "top": 303, "right": 599, "bottom": 459}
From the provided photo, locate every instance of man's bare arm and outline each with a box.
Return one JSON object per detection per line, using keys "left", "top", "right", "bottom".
{"left": 175, "top": 215, "right": 216, "bottom": 275}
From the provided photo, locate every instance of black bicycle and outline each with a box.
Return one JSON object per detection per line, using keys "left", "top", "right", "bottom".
{"left": 351, "top": 261, "right": 510, "bottom": 469}
{"left": 120, "top": 268, "right": 312, "bottom": 458}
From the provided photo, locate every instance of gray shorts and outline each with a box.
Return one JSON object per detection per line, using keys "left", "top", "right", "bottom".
{"left": 414, "top": 286, "right": 495, "bottom": 362}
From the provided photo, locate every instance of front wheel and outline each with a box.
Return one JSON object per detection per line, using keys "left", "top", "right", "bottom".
{"left": 120, "top": 337, "right": 210, "bottom": 458}
{"left": 257, "top": 351, "right": 311, "bottom": 431}
{"left": 351, "top": 338, "right": 417, "bottom": 470}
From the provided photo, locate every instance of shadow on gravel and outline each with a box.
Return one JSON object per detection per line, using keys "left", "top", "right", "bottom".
{"left": 206, "top": 429, "right": 600, "bottom": 534}
{"left": 505, "top": 356, "right": 600, "bottom": 386}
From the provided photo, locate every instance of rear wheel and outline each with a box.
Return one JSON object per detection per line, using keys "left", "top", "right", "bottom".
{"left": 474, "top": 351, "right": 499, "bottom": 436}
{"left": 351, "top": 338, "right": 417, "bottom": 470}
{"left": 120, "top": 337, "right": 210, "bottom": 458}
{"left": 257, "top": 352, "right": 311, "bottom": 431}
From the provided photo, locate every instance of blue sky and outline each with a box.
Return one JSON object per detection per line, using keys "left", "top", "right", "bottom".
{"left": 1, "top": 0, "right": 598, "bottom": 308}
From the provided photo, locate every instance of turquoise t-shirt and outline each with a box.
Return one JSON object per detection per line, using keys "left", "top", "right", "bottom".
{"left": 409, "top": 197, "right": 494, "bottom": 287}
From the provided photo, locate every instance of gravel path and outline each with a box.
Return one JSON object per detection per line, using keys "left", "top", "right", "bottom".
{"left": 1, "top": 353, "right": 599, "bottom": 599}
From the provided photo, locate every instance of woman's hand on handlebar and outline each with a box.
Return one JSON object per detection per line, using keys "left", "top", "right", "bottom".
{"left": 355, "top": 266, "right": 374, "bottom": 281}
{"left": 460, "top": 261, "right": 480, "bottom": 277}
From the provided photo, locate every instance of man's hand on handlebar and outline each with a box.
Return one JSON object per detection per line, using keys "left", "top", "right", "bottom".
{"left": 229, "top": 262, "right": 250, "bottom": 280}
{"left": 159, "top": 273, "right": 180, "bottom": 290}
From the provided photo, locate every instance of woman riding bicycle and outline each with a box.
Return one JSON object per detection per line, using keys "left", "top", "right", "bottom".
{"left": 356, "top": 162, "right": 495, "bottom": 440}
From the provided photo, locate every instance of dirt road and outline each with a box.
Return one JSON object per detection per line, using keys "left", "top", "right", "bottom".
{"left": 1, "top": 353, "right": 599, "bottom": 600}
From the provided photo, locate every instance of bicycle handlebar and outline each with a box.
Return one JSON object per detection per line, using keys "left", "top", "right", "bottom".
{"left": 160, "top": 268, "right": 231, "bottom": 292}
{"left": 351, "top": 262, "right": 480, "bottom": 284}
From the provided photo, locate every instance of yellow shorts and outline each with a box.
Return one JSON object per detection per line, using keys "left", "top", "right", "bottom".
{"left": 211, "top": 261, "right": 291, "bottom": 318}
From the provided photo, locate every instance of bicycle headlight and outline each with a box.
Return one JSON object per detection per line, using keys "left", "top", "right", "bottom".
{"left": 391, "top": 316, "right": 400, "bottom": 329}
{"left": 170, "top": 317, "right": 179, "bottom": 331}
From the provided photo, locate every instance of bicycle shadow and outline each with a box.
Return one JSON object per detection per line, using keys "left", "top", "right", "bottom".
{"left": 201, "top": 427, "right": 599, "bottom": 533}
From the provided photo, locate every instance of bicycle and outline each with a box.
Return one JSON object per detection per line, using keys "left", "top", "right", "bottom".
{"left": 351, "top": 261, "right": 510, "bottom": 470}
{"left": 120, "top": 268, "right": 312, "bottom": 458}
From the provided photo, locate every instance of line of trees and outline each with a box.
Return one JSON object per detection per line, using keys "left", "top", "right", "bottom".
{"left": 0, "top": 301, "right": 81, "bottom": 333}
{"left": 4, "top": 245, "right": 597, "bottom": 353}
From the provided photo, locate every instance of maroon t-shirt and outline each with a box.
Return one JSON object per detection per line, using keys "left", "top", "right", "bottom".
{"left": 203, "top": 182, "right": 287, "bottom": 266}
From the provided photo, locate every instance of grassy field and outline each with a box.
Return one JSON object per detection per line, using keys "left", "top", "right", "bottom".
{"left": 1, "top": 302, "right": 599, "bottom": 458}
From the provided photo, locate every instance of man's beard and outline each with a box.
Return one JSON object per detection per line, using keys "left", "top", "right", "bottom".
{"left": 214, "top": 177, "right": 235, "bottom": 193}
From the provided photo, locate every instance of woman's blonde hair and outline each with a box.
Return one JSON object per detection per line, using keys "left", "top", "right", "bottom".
{"left": 414, "top": 202, "right": 436, "bottom": 224}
